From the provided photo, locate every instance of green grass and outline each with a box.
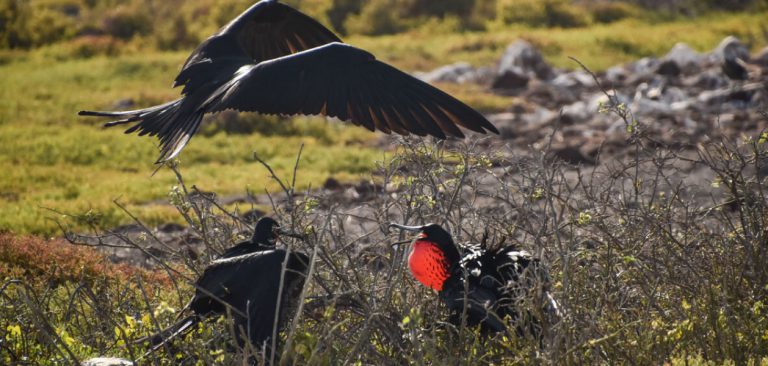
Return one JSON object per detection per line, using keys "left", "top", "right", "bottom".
{"left": 348, "top": 10, "right": 768, "bottom": 71}
{"left": 0, "top": 10, "right": 765, "bottom": 235}
{"left": 0, "top": 52, "right": 382, "bottom": 234}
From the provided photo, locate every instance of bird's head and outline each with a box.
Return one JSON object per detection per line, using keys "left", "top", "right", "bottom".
{"left": 389, "top": 223, "right": 459, "bottom": 260}
{"left": 252, "top": 217, "right": 303, "bottom": 246}
{"left": 389, "top": 222, "right": 462, "bottom": 291}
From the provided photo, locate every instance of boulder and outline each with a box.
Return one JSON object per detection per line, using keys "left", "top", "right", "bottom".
{"left": 560, "top": 101, "right": 591, "bottom": 125}
{"left": 550, "top": 70, "right": 596, "bottom": 89}
{"left": 655, "top": 59, "right": 681, "bottom": 77}
{"left": 662, "top": 42, "right": 705, "bottom": 73}
{"left": 82, "top": 358, "right": 133, "bottom": 366}
{"left": 497, "top": 40, "right": 555, "bottom": 81}
{"left": 713, "top": 36, "right": 750, "bottom": 62}
{"left": 492, "top": 67, "right": 530, "bottom": 90}
{"left": 416, "top": 62, "right": 475, "bottom": 84}
{"left": 753, "top": 46, "right": 768, "bottom": 67}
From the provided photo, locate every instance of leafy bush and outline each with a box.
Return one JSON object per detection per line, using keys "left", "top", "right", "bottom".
{"left": 497, "top": 0, "right": 591, "bottom": 28}
{"left": 5, "top": 93, "right": 768, "bottom": 363}
{"left": 590, "top": 2, "right": 641, "bottom": 23}
{"left": 343, "top": 0, "right": 411, "bottom": 36}
{"left": 0, "top": 0, "right": 78, "bottom": 49}
{"left": 101, "top": 5, "right": 152, "bottom": 40}
{"left": 0, "top": 233, "right": 169, "bottom": 286}
{"left": 65, "top": 35, "right": 124, "bottom": 58}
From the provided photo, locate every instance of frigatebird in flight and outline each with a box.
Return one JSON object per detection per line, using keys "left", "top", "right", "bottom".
{"left": 79, "top": 0, "right": 498, "bottom": 163}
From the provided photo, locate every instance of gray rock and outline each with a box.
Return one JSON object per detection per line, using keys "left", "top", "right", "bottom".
{"left": 82, "top": 358, "right": 133, "bottom": 366}
{"left": 552, "top": 145, "right": 596, "bottom": 165}
{"left": 525, "top": 82, "right": 578, "bottom": 107}
{"left": 497, "top": 40, "right": 555, "bottom": 81}
{"left": 551, "top": 70, "right": 596, "bottom": 89}
{"left": 662, "top": 42, "right": 705, "bottom": 71}
{"left": 713, "top": 36, "right": 750, "bottom": 62}
{"left": 663, "top": 87, "right": 688, "bottom": 104}
{"left": 682, "top": 69, "right": 727, "bottom": 90}
{"left": 622, "top": 57, "right": 661, "bottom": 86}
{"left": 492, "top": 66, "right": 530, "bottom": 90}
{"left": 628, "top": 57, "right": 660, "bottom": 75}
{"left": 588, "top": 92, "right": 631, "bottom": 113}
{"left": 416, "top": 62, "right": 475, "bottom": 84}
{"left": 754, "top": 46, "right": 768, "bottom": 67}
{"left": 633, "top": 98, "right": 674, "bottom": 117}
{"left": 655, "top": 59, "right": 681, "bottom": 77}
{"left": 603, "top": 65, "right": 628, "bottom": 85}
{"left": 560, "top": 101, "right": 590, "bottom": 124}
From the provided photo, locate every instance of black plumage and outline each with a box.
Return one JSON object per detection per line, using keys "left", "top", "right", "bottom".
{"left": 78, "top": 0, "right": 498, "bottom": 163}
{"left": 390, "top": 223, "right": 559, "bottom": 337}
{"left": 144, "top": 217, "right": 308, "bottom": 354}
{"left": 722, "top": 56, "right": 749, "bottom": 81}
{"left": 219, "top": 216, "right": 282, "bottom": 259}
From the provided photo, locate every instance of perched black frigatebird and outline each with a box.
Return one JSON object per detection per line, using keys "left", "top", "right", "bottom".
{"left": 219, "top": 216, "right": 283, "bottom": 259}
{"left": 143, "top": 217, "right": 308, "bottom": 354}
{"left": 78, "top": 0, "right": 499, "bottom": 163}
{"left": 389, "top": 222, "right": 559, "bottom": 337}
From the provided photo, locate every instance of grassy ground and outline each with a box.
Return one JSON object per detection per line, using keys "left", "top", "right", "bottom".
{"left": 347, "top": 10, "right": 768, "bottom": 71}
{"left": 1, "top": 7, "right": 767, "bottom": 364}
{"left": 3, "top": 133, "right": 768, "bottom": 364}
{"left": 0, "top": 52, "right": 382, "bottom": 234}
{"left": 0, "top": 10, "right": 766, "bottom": 235}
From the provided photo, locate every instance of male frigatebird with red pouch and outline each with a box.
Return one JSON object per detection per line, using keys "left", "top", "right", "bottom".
{"left": 389, "top": 222, "right": 560, "bottom": 337}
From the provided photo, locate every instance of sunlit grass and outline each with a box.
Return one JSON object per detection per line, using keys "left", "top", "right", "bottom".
{"left": 349, "top": 11, "right": 767, "bottom": 71}
{"left": 0, "top": 47, "right": 389, "bottom": 234}
{"left": 1, "top": 10, "right": 765, "bottom": 234}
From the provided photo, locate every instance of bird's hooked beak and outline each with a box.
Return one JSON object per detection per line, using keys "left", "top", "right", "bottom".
{"left": 388, "top": 223, "right": 426, "bottom": 233}
{"left": 388, "top": 223, "right": 429, "bottom": 247}
{"left": 276, "top": 227, "right": 305, "bottom": 239}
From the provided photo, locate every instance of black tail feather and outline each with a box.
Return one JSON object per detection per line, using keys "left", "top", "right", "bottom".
{"left": 134, "top": 315, "right": 199, "bottom": 361}
{"left": 78, "top": 98, "right": 204, "bottom": 163}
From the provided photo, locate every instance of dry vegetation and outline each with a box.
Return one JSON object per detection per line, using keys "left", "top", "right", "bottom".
{"left": 2, "top": 0, "right": 768, "bottom": 364}
{"left": 2, "top": 94, "right": 768, "bottom": 363}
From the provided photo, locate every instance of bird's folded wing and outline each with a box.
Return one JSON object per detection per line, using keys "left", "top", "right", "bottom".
{"left": 203, "top": 42, "right": 499, "bottom": 139}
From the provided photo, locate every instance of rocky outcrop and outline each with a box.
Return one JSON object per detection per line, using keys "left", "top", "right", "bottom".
{"left": 418, "top": 36, "right": 766, "bottom": 167}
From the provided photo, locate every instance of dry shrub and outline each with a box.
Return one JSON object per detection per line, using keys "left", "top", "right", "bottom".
{"left": 0, "top": 233, "right": 170, "bottom": 287}
{"left": 496, "top": 0, "right": 591, "bottom": 28}
{"left": 3, "top": 123, "right": 768, "bottom": 363}
{"left": 64, "top": 35, "right": 124, "bottom": 58}
{"left": 3, "top": 93, "right": 768, "bottom": 363}
{"left": 589, "top": 2, "right": 641, "bottom": 24}
{"left": 101, "top": 5, "right": 152, "bottom": 40}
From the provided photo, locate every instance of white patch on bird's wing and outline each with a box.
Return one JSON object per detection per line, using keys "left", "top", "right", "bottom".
{"left": 470, "top": 268, "right": 481, "bottom": 277}
{"left": 507, "top": 250, "right": 531, "bottom": 261}
{"left": 235, "top": 64, "right": 255, "bottom": 77}
{"left": 168, "top": 134, "right": 191, "bottom": 161}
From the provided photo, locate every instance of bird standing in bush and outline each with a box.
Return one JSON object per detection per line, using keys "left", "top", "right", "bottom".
{"left": 389, "top": 222, "right": 559, "bottom": 339}
{"left": 79, "top": 0, "right": 498, "bottom": 163}
{"left": 142, "top": 217, "right": 308, "bottom": 356}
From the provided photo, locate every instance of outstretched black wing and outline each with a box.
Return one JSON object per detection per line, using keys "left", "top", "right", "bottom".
{"left": 203, "top": 42, "right": 499, "bottom": 139}
{"left": 175, "top": 0, "right": 341, "bottom": 93}
{"left": 80, "top": 0, "right": 342, "bottom": 163}
{"left": 190, "top": 249, "right": 309, "bottom": 347}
